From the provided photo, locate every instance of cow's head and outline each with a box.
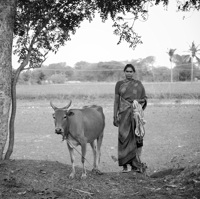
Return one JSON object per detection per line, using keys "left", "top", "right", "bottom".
{"left": 50, "top": 100, "right": 73, "bottom": 136}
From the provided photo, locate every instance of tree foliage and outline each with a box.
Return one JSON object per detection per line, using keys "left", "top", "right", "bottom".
{"left": 18, "top": 54, "right": 200, "bottom": 84}
{"left": 14, "top": 0, "right": 95, "bottom": 69}
{"left": 177, "top": 0, "right": 200, "bottom": 11}
{"left": 13, "top": 0, "right": 200, "bottom": 69}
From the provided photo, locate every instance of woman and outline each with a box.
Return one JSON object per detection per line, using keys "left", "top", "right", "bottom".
{"left": 113, "top": 64, "right": 147, "bottom": 172}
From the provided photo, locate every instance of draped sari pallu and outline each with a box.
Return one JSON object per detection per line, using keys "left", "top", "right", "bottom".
{"left": 117, "top": 80, "right": 146, "bottom": 170}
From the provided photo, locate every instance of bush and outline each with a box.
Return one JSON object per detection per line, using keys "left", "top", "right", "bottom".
{"left": 48, "top": 74, "right": 66, "bottom": 84}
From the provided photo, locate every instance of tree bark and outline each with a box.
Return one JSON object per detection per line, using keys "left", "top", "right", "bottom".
{"left": 4, "top": 73, "right": 18, "bottom": 159}
{"left": 170, "top": 61, "right": 173, "bottom": 83}
{"left": 191, "top": 57, "right": 194, "bottom": 82}
{"left": 0, "top": 0, "right": 16, "bottom": 160}
{"left": 5, "top": 66, "right": 26, "bottom": 159}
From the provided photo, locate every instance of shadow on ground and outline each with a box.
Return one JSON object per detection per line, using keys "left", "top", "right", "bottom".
{"left": 0, "top": 159, "right": 200, "bottom": 199}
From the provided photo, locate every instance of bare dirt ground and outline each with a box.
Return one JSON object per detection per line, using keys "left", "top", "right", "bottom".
{"left": 1, "top": 99, "right": 200, "bottom": 199}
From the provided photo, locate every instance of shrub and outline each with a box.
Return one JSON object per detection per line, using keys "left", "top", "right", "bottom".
{"left": 48, "top": 74, "right": 66, "bottom": 84}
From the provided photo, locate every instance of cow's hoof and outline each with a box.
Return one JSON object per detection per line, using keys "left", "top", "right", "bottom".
{"left": 69, "top": 173, "right": 75, "bottom": 179}
{"left": 81, "top": 173, "right": 87, "bottom": 179}
{"left": 92, "top": 168, "right": 103, "bottom": 175}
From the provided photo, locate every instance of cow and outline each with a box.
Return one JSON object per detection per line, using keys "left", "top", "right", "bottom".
{"left": 50, "top": 100, "right": 105, "bottom": 179}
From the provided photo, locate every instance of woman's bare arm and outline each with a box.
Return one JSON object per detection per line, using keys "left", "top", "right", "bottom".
{"left": 113, "top": 94, "right": 120, "bottom": 118}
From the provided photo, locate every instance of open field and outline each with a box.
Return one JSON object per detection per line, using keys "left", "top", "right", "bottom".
{"left": 16, "top": 81, "right": 200, "bottom": 100}
{"left": 1, "top": 83, "right": 200, "bottom": 198}
{"left": 10, "top": 99, "right": 200, "bottom": 173}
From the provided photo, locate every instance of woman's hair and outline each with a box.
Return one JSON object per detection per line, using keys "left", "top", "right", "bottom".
{"left": 123, "top": 64, "right": 136, "bottom": 72}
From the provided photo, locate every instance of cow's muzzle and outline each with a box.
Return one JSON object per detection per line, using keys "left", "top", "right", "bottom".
{"left": 55, "top": 127, "right": 63, "bottom": 134}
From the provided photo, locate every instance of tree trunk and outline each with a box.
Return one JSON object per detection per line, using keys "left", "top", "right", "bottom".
{"left": 170, "top": 61, "right": 173, "bottom": 83}
{"left": 5, "top": 66, "right": 23, "bottom": 159}
{"left": 0, "top": 0, "right": 16, "bottom": 160}
{"left": 4, "top": 74, "right": 18, "bottom": 159}
{"left": 4, "top": 52, "right": 32, "bottom": 159}
{"left": 191, "top": 57, "right": 194, "bottom": 82}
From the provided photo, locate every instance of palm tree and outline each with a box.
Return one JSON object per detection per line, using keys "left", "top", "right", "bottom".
{"left": 184, "top": 41, "right": 200, "bottom": 81}
{"left": 167, "top": 48, "right": 176, "bottom": 82}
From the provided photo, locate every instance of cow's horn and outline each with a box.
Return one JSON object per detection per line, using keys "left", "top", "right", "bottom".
{"left": 63, "top": 100, "right": 72, "bottom": 110}
{"left": 50, "top": 101, "right": 58, "bottom": 110}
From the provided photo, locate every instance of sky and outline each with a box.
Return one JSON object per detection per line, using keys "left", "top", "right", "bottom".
{"left": 13, "top": 1, "right": 200, "bottom": 68}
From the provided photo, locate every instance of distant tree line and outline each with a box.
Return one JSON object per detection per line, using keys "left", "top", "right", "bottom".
{"left": 17, "top": 55, "right": 200, "bottom": 84}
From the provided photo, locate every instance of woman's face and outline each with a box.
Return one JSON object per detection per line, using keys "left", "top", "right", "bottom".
{"left": 124, "top": 67, "right": 134, "bottom": 80}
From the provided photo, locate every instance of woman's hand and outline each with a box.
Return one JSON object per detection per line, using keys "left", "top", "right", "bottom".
{"left": 138, "top": 99, "right": 147, "bottom": 110}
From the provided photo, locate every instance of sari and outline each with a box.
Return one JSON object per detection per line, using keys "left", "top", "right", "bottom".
{"left": 116, "top": 79, "right": 147, "bottom": 169}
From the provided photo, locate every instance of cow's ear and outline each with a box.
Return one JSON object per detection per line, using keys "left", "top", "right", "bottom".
{"left": 67, "top": 111, "right": 74, "bottom": 117}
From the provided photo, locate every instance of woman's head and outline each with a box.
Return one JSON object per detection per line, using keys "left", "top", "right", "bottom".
{"left": 123, "top": 64, "right": 135, "bottom": 80}
{"left": 123, "top": 64, "right": 136, "bottom": 73}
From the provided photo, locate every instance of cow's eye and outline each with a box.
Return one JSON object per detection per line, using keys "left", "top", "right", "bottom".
{"left": 64, "top": 115, "right": 67, "bottom": 119}
{"left": 52, "top": 114, "right": 55, "bottom": 119}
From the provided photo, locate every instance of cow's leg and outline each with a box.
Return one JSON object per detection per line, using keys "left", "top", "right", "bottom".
{"left": 90, "top": 141, "right": 97, "bottom": 170}
{"left": 67, "top": 143, "right": 76, "bottom": 179}
{"left": 80, "top": 142, "right": 87, "bottom": 179}
{"left": 96, "top": 133, "right": 103, "bottom": 167}
{"left": 92, "top": 133, "right": 103, "bottom": 175}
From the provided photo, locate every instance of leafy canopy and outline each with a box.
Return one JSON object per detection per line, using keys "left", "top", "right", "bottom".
{"left": 13, "top": 0, "right": 200, "bottom": 69}
{"left": 14, "top": 0, "right": 95, "bottom": 68}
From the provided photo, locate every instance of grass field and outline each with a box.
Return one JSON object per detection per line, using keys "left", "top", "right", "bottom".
{"left": 16, "top": 81, "right": 200, "bottom": 100}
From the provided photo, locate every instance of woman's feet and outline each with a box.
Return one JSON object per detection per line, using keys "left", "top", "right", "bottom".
{"left": 131, "top": 165, "right": 138, "bottom": 170}
{"left": 131, "top": 166, "right": 140, "bottom": 173}
{"left": 131, "top": 163, "right": 147, "bottom": 173}
{"left": 122, "top": 165, "right": 129, "bottom": 173}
